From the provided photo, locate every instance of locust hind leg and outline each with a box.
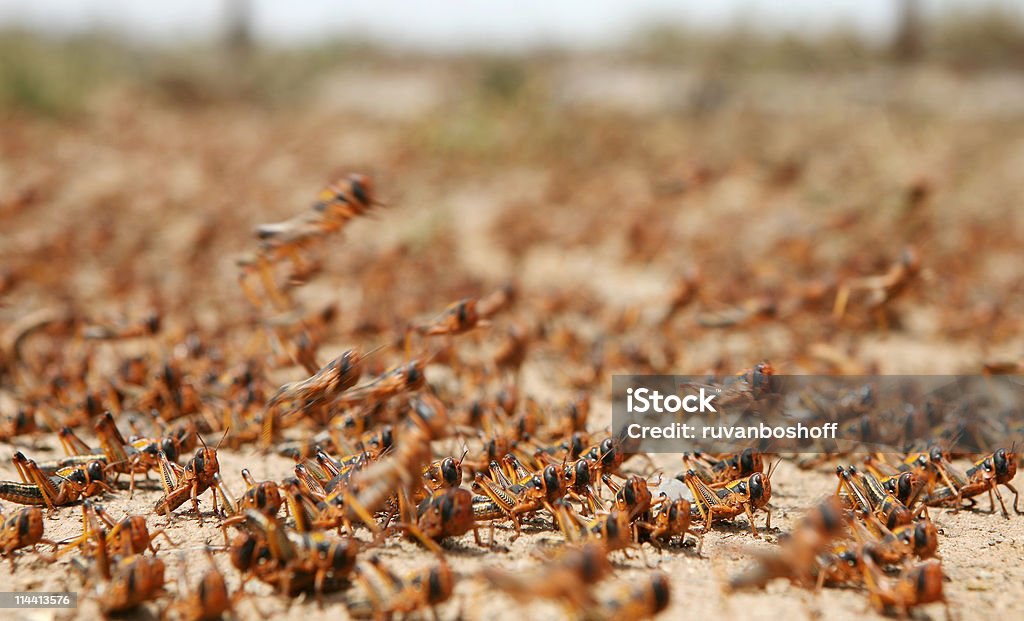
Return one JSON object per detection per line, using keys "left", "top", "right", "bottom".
{"left": 257, "top": 255, "right": 291, "bottom": 312}
{"left": 20, "top": 459, "right": 60, "bottom": 512}
{"left": 743, "top": 504, "right": 761, "bottom": 538}
{"left": 393, "top": 522, "right": 444, "bottom": 556}
{"left": 191, "top": 483, "right": 204, "bottom": 525}
{"left": 991, "top": 483, "right": 1009, "bottom": 519}
{"left": 343, "top": 492, "right": 382, "bottom": 535}
{"left": 238, "top": 267, "right": 265, "bottom": 309}
{"left": 1005, "top": 482, "right": 1023, "bottom": 515}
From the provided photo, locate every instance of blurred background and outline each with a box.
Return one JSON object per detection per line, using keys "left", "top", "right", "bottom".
{"left": 3, "top": 0, "right": 1024, "bottom": 52}
{"left": 2, "top": 0, "right": 1024, "bottom": 374}
{"left": 3, "top": 0, "right": 1024, "bottom": 115}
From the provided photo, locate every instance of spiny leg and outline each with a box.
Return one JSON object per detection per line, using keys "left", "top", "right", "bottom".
{"left": 1005, "top": 482, "right": 1023, "bottom": 515}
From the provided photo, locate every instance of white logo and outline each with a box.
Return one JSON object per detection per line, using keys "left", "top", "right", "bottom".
{"left": 626, "top": 387, "right": 716, "bottom": 414}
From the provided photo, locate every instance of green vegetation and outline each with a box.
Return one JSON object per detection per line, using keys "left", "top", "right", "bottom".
{"left": 630, "top": 6, "right": 1024, "bottom": 71}
{"left": 1, "top": 7, "right": 1022, "bottom": 117}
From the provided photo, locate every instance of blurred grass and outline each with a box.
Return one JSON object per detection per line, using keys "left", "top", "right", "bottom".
{"left": 630, "top": 6, "right": 1024, "bottom": 71}
{"left": 409, "top": 55, "right": 560, "bottom": 161}
{"left": 631, "top": 25, "right": 877, "bottom": 72}
{"left": 1, "top": 6, "right": 1023, "bottom": 118}
{"left": 0, "top": 31, "right": 142, "bottom": 116}
{"left": 930, "top": 8, "right": 1024, "bottom": 70}
{"left": 0, "top": 30, "right": 377, "bottom": 117}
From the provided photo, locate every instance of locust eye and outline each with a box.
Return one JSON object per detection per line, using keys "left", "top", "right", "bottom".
{"left": 161, "top": 438, "right": 178, "bottom": 462}
{"left": 994, "top": 449, "right": 1009, "bottom": 476}
{"left": 441, "top": 458, "right": 460, "bottom": 485}
{"left": 87, "top": 461, "right": 104, "bottom": 481}
{"left": 748, "top": 473, "right": 765, "bottom": 501}
{"left": 599, "top": 438, "right": 616, "bottom": 466}
{"left": 350, "top": 177, "right": 370, "bottom": 206}
{"left": 623, "top": 481, "right": 637, "bottom": 506}
{"left": 668, "top": 502, "right": 678, "bottom": 522}
{"left": 574, "top": 461, "right": 591, "bottom": 486}
{"left": 914, "top": 522, "right": 929, "bottom": 550}
{"left": 543, "top": 466, "right": 560, "bottom": 492}
{"left": 897, "top": 474, "right": 913, "bottom": 501}
{"left": 194, "top": 449, "right": 205, "bottom": 471}
{"left": 406, "top": 364, "right": 421, "bottom": 385}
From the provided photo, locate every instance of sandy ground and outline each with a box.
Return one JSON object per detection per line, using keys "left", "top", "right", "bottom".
{"left": 1, "top": 440, "right": 1022, "bottom": 621}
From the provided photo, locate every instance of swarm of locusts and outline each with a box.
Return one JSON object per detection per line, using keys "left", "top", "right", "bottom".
{"left": 0, "top": 173, "right": 1022, "bottom": 621}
